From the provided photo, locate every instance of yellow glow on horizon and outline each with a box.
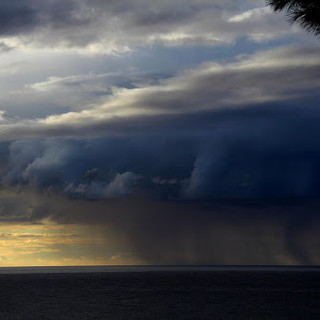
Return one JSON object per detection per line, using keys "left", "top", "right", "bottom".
{"left": 0, "top": 222, "right": 142, "bottom": 267}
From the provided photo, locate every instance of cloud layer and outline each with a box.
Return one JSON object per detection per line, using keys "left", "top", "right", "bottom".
{"left": 1, "top": 101, "right": 320, "bottom": 202}
{"left": 0, "top": 0, "right": 298, "bottom": 53}
{"left": 0, "top": 45, "right": 318, "bottom": 140}
{"left": 0, "top": 45, "right": 318, "bottom": 202}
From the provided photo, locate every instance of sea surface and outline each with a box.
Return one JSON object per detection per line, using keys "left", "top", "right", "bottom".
{"left": 0, "top": 265, "right": 319, "bottom": 274}
{"left": 0, "top": 266, "right": 319, "bottom": 319}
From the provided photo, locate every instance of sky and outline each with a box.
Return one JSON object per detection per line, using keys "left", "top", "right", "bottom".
{"left": 0, "top": 0, "right": 319, "bottom": 266}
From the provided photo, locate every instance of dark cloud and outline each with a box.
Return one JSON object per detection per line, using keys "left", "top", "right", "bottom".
{"left": 1, "top": 103, "right": 320, "bottom": 200}
{"left": 0, "top": 1, "right": 39, "bottom": 36}
{"left": 131, "top": 5, "right": 201, "bottom": 27}
{"left": 0, "top": 0, "right": 294, "bottom": 51}
{"left": 0, "top": 103, "right": 319, "bottom": 264}
{"left": 0, "top": 0, "right": 89, "bottom": 37}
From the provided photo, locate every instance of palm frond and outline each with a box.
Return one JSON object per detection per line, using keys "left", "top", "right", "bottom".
{"left": 266, "top": 0, "right": 320, "bottom": 36}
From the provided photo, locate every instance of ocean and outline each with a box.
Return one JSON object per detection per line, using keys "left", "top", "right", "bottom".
{"left": 0, "top": 266, "right": 319, "bottom": 319}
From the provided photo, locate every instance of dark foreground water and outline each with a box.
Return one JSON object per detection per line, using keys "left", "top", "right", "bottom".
{"left": 0, "top": 266, "right": 319, "bottom": 319}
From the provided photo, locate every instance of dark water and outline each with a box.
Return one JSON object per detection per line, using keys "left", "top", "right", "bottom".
{"left": 0, "top": 265, "right": 319, "bottom": 274}
{"left": 0, "top": 266, "right": 319, "bottom": 319}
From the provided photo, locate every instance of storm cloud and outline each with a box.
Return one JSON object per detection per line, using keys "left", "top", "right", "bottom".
{"left": 0, "top": 97, "right": 319, "bottom": 265}
{"left": 0, "top": 0, "right": 319, "bottom": 266}
{"left": 0, "top": 45, "right": 318, "bottom": 201}
{"left": 0, "top": 187, "right": 319, "bottom": 265}
{"left": 1, "top": 101, "right": 320, "bottom": 201}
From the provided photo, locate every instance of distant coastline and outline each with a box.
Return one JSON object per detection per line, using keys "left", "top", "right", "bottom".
{"left": 0, "top": 265, "right": 319, "bottom": 274}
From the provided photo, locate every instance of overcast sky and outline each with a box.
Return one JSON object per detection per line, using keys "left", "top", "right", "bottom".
{"left": 0, "top": 0, "right": 319, "bottom": 267}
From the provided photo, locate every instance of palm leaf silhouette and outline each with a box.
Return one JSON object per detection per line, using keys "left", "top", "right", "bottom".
{"left": 266, "top": 0, "right": 320, "bottom": 36}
